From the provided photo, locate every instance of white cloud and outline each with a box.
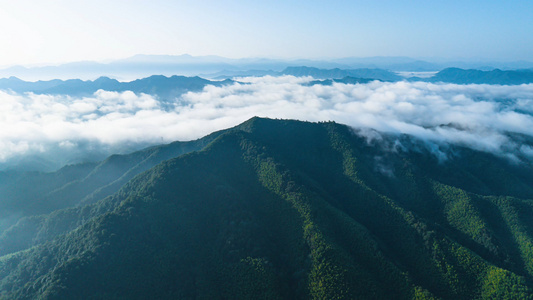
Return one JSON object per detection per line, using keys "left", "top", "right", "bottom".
{"left": 181, "top": 77, "right": 533, "bottom": 161}
{"left": 2, "top": 77, "right": 533, "bottom": 170}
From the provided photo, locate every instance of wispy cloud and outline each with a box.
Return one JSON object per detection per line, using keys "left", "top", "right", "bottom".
{"left": 183, "top": 77, "right": 533, "bottom": 160}
{"left": 2, "top": 76, "right": 533, "bottom": 170}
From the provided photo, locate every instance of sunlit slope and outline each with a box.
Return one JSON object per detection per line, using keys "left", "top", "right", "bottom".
{"left": 1, "top": 117, "right": 533, "bottom": 299}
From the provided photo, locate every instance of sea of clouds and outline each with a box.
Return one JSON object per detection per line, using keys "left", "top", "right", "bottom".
{"left": 2, "top": 76, "right": 533, "bottom": 170}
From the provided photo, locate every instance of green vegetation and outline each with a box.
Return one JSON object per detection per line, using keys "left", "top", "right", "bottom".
{"left": 1, "top": 117, "right": 533, "bottom": 299}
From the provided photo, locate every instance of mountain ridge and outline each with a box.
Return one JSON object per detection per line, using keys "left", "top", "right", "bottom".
{"left": 3, "top": 67, "right": 533, "bottom": 99}
{"left": 1, "top": 117, "right": 533, "bottom": 298}
{"left": 3, "top": 54, "right": 533, "bottom": 81}
{"left": 0, "top": 75, "right": 234, "bottom": 99}
{"left": 425, "top": 67, "right": 533, "bottom": 85}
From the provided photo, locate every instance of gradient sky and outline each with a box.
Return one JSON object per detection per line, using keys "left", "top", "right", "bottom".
{"left": 0, "top": 0, "right": 532, "bottom": 66}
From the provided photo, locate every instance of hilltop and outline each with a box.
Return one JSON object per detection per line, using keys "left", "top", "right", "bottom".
{"left": 1, "top": 118, "right": 532, "bottom": 298}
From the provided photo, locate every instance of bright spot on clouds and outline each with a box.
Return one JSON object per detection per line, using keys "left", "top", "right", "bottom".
{"left": 2, "top": 76, "right": 533, "bottom": 170}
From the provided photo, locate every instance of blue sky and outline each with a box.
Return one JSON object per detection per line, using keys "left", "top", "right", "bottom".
{"left": 0, "top": 0, "right": 532, "bottom": 66}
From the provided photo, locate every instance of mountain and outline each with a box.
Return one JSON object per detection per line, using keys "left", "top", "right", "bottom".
{"left": 4, "top": 58, "right": 533, "bottom": 87}
{"left": 4, "top": 54, "right": 532, "bottom": 81}
{"left": 0, "top": 67, "right": 398, "bottom": 100}
{"left": 330, "top": 56, "right": 443, "bottom": 71}
{"left": 281, "top": 66, "right": 402, "bottom": 81}
{"left": 426, "top": 68, "right": 533, "bottom": 85}
{"left": 205, "top": 69, "right": 280, "bottom": 80}
{"left": 0, "top": 55, "right": 348, "bottom": 81}
{"left": 304, "top": 77, "right": 376, "bottom": 86}
{"left": 0, "top": 77, "right": 64, "bottom": 92}
{"left": 0, "top": 75, "right": 234, "bottom": 99}
{"left": 1, "top": 117, "right": 533, "bottom": 299}
{"left": 205, "top": 66, "right": 402, "bottom": 81}
{"left": 201, "top": 66, "right": 533, "bottom": 85}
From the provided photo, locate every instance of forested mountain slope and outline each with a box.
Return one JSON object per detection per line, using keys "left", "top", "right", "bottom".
{"left": 1, "top": 117, "right": 533, "bottom": 299}
{"left": 0, "top": 129, "right": 225, "bottom": 234}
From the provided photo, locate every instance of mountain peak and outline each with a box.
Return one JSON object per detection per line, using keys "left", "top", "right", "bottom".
{"left": 1, "top": 118, "right": 533, "bottom": 298}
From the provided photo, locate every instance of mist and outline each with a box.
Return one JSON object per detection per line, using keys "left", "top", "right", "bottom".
{"left": 2, "top": 76, "right": 533, "bottom": 170}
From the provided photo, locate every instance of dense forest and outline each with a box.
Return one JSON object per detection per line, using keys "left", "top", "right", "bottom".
{"left": 1, "top": 117, "right": 533, "bottom": 299}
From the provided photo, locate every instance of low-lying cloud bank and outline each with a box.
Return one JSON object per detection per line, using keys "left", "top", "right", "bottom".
{"left": 2, "top": 76, "right": 533, "bottom": 170}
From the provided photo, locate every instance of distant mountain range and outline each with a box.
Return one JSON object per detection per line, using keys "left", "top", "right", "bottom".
{"left": 279, "top": 66, "right": 533, "bottom": 85}
{"left": 0, "top": 75, "right": 234, "bottom": 99}
{"left": 422, "top": 68, "right": 533, "bottom": 85}
{"left": 281, "top": 66, "right": 403, "bottom": 81}
{"left": 1, "top": 117, "right": 533, "bottom": 298}
{"left": 1, "top": 67, "right": 532, "bottom": 102}
{"left": 2, "top": 54, "right": 533, "bottom": 80}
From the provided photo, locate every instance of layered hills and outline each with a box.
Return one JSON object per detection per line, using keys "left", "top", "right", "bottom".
{"left": 2, "top": 67, "right": 533, "bottom": 103}
{"left": 281, "top": 66, "right": 533, "bottom": 84}
{"left": 2, "top": 54, "right": 533, "bottom": 80}
{"left": 0, "top": 75, "right": 234, "bottom": 99}
{"left": 1, "top": 117, "right": 533, "bottom": 299}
